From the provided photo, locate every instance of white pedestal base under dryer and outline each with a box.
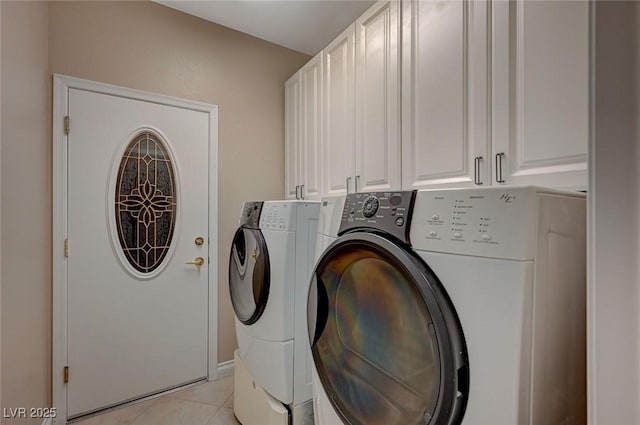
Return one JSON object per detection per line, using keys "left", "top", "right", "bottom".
{"left": 234, "top": 350, "right": 288, "bottom": 425}
{"left": 230, "top": 201, "right": 319, "bottom": 425}
{"left": 234, "top": 350, "right": 314, "bottom": 425}
{"left": 308, "top": 187, "right": 586, "bottom": 425}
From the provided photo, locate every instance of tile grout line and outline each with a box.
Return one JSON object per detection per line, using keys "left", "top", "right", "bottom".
{"left": 75, "top": 378, "right": 236, "bottom": 425}
{"left": 161, "top": 394, "right": 229, "bottom": 410}
{"left": 129, "top": 397, "right": 222, "bottom": 425}
{"left": 221, "top": 393, "right": 234, "bottom": 408}
{"left": 125, "top": 398, "right": 159, "bottom": 425}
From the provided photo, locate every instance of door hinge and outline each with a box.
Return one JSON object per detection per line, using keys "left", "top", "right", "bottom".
{"left": 64, "top": 116, "right": 70, "bottom": 135}
{"left": 63, "top": 366, "right": 69, "bottom": 384}
{"left": 64, "top": 238, "right": 69, "bottom": 258}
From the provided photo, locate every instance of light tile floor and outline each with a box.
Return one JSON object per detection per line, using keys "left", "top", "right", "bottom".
{"left": 71, "top": 374, "right": 240, "bottom": 425}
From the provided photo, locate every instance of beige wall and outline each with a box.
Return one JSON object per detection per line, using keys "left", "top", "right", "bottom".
{"left": 47, "top": 0, "right": 308, "bottom": 365}
{"left": 1, "top": 1, "right": 308, "bottom": 420}
{"left": 1, "top": 2, "right": 52, "bottom": 424}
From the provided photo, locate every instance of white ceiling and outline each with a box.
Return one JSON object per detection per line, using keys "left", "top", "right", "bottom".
{"left": 155, "top": 0, "right": 376, "bottom": 56}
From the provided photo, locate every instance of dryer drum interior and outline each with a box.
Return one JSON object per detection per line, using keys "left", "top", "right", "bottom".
{"left": 229, "top": 226, "right": 270, "bottom": 325}
{"left": 309, "top": 232, "right": 469, "bottom": 425}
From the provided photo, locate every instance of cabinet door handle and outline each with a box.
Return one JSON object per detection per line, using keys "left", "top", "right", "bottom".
{"left": 474, "top": 157, "right": 483, "bottom": 185}
{"left": 300, "top": 184, "right": 305, "bottom": 200}
{"left": 346, "top": 177, "right": 352, "bottom": 194}
{"left": 495, "top": 153, "right": 506, "bottom": 183}
{"left": 295, "top": 185, "right": 299, "bottom": 199}
{"left": 355, "top": 175, "right": 360, "bottom": 193}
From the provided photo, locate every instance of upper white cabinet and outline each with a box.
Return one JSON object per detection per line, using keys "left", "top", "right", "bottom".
{"left": 401, "top": 0, "right": 490, "bottom": 189}
{"left": 300, "top": 53, "right": 324, "bottom": 199}
{"left": 285, "top": 72, "right": 301, "bottom": 199}
{"left": 285, "top": 52, "right": 323, "bottom": 200}
{"left": 286, "top": 0, "right": 589, "bottom": 197}
{"left": 355, "top": 0, "right": 401, "bottom": 192}
{"left": 322, "top": 0, "right": 401, "bottom": 196}
{"left": 492, "top": 0, "right": 589, "bottom": 189}
{"left": 402, "top": 0, "right": 588, "bottom": 190}
{"left": 323, "top": 25, "right": 355, "bottom": 197}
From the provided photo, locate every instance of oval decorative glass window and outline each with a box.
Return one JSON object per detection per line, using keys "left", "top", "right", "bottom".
{"left": 114, "top": 131, "right": 177, "bottom": 274}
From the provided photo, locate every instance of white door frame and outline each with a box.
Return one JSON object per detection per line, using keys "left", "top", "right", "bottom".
{"left": 52, "top": 74, "right": 219, "bottom": 424}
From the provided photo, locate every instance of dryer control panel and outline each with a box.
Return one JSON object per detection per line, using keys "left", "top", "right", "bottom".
{"left": 338, "top": 191, "right": 416, "bottom": 244}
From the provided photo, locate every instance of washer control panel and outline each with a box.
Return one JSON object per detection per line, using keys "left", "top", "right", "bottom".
{"left": 338, "top": 191, "right": 416, "bottom": 244}
{"left": 239, "top": 201, "right": 263, "bottom": 228}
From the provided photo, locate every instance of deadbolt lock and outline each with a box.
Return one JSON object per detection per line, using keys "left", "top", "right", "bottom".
{"left": 195, "top": 236, "right": 205, "bottom": 246}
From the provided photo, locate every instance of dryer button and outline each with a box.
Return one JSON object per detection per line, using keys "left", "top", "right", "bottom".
{"left": 429, "top": 231, "right": 437, "bottom": 237}
{"left": 453, "top": 232, "right": 463, "bottom": 239}
{"left": 482, "top": 234, "right": 492, "bottom": 241}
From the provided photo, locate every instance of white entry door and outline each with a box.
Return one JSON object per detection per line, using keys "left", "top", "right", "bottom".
{"left": 66, "top": 86, "right": 210, "bottom": 417}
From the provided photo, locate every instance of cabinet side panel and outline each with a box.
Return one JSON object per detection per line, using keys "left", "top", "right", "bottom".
{"left": 531, "top": 194, "right": 587, "bottom": 425}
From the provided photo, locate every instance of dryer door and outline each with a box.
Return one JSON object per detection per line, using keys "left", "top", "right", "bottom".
{"left": 308, "top": 232, "right": 469, "bottom": 425}
{"left": 229, "top": 226, "right": 270, "bottom": 325}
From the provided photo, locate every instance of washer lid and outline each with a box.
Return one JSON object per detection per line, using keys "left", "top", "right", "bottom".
{"left": 308, "top": 231, "right": 469, "bottom": 425}
{"left": 229, "top": 226, "right": 270, "bottom": 325}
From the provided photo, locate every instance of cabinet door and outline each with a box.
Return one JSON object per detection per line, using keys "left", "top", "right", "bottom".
{"left": 285, "top": 73, "right": 301, "bottom": 200}
{"left": 355, "top": 0, "right": 401, "bottom": 193}
{"left": 402, "top": 0, "right": 490, "bottom": 190}
{"left": 300, "top": 52, "right": 323, "bottom": 200}
{"left": 492, "top": 0, "right": 588, "bottom": 189}
{"left": 323, "top": 25, "right": 356, "bottom": 196}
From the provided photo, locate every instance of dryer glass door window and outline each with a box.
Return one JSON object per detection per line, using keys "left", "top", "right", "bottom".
{"left": 308, "top": 232, "right": 468, "bottom": 425}
{"left": 229, "top": 226, "right": 270, "bottom": 325}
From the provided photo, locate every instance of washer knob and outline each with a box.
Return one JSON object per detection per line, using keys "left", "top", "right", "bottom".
{"left": 362, "top": 196, "right": 380, "bottom": 218}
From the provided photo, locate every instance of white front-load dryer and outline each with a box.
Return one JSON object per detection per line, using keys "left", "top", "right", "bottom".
{"left": 230, "top": 200, "right": 320, "bottom": 425}
{"left": 307, "top": 187, "right": 586, "bottom": 425}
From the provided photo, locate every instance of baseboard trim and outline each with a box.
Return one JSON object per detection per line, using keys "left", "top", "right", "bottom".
{"left": 216, "top": 358, "right": 235, "bottom": 378}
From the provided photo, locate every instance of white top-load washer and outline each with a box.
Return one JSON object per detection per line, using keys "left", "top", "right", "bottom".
{"left": 230, "top": 200, "right": 320, "bottom": 425}
{"left": 308, "top": 187, "right": 586, "bottom": 425}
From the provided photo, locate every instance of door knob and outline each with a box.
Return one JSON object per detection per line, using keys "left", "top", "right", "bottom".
{"left": 185, "top": 257, "right": 205, "bottom": 266}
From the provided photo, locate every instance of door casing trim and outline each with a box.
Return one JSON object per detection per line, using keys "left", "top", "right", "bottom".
{"left": 52, "top": 74, "right": 219, "bottom": 424}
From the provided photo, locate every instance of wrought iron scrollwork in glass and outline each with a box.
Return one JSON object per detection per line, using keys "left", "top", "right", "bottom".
{"left": 115, "top": 131, "right": 177, "bottom": 274}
